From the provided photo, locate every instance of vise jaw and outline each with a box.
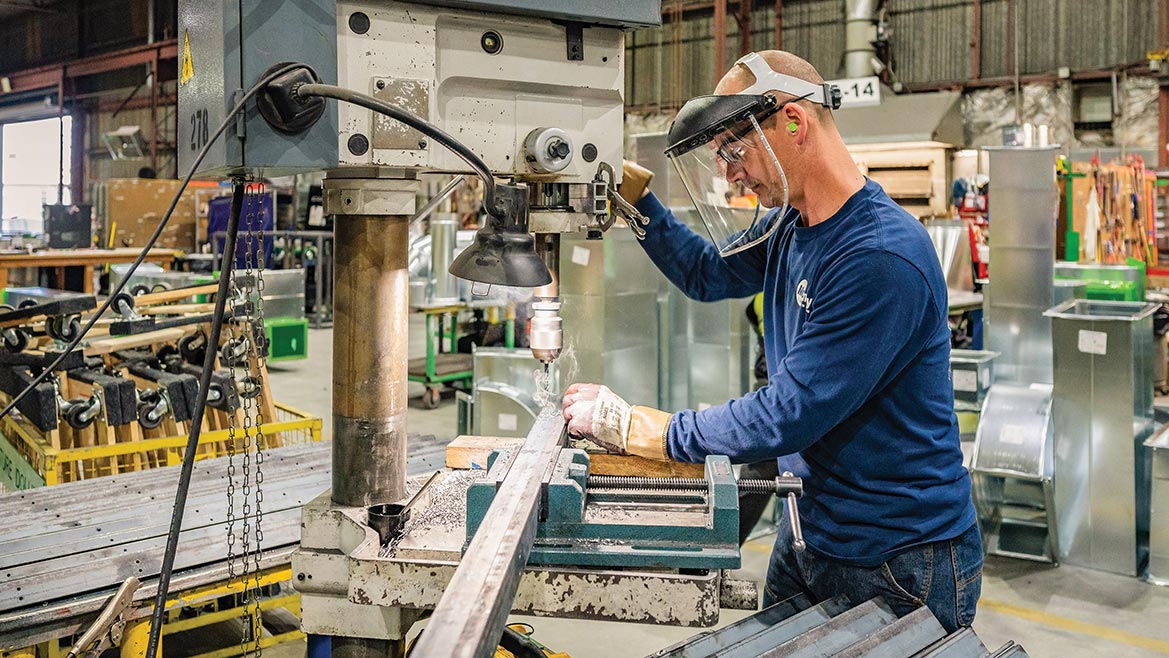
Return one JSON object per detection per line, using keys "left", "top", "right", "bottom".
{"left": 467, "top": 449, "right": 742, "bottom": 570}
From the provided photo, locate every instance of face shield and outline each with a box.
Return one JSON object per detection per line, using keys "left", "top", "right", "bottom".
{"left": 666, "top": 98, "right": 788, "bottom": 256}
{"left": 665, "top": 52, "right": 842, "bottom": 257}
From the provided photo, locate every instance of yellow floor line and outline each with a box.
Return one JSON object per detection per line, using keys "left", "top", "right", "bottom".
{"left": 743, "top": 540, "right": 773, "bottom": 554}
{"left": 980, "top": 598, "right": 1169, "bottom": 655}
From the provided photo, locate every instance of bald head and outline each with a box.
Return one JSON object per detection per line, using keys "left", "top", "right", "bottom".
{"left": 715, "top": 50, "right": 831, "bottom": 120}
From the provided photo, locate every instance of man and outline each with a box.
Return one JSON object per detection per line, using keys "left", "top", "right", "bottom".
{"left": 561, "top": 51, "right": 981, "bottom": 632}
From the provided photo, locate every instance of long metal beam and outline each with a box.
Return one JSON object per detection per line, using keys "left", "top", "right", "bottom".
{"left": 409, "top": 412, "right": 566, "bottom": 658}
{"left": 1, "top": 39, "right": 177, "bottom": 94}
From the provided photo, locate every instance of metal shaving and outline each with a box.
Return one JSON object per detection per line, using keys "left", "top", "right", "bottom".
{"left": 379, "top": 469, "right": 486, "bottom": 557}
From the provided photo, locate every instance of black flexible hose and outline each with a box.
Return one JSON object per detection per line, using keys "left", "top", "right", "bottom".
{"left": 0, "top": 62, "right": 305, "bottom": 424}
{"left": 294, "top": 83, "right": 502, "bottom": 217}
{"left": 143, "top": 179, "right": 246, "bottom": 658}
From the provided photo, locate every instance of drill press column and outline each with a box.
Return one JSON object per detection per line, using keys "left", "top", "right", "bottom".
{"left": 327, "top": 173, "right": 418, "bottom": 508}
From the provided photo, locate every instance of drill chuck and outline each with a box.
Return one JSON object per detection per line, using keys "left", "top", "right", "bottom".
{"left": 530, "top": 300, "right": 562, "bottom": 364}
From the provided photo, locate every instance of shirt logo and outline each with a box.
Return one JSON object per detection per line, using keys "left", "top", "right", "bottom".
{"left": 796, "top": 279, "right": 813, "bottom": 313}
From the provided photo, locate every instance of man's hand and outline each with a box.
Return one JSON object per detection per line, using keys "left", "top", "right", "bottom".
{"left": 562, "top": 384, "right": 631, "bottom": 454}
{"left": 561, "top": 383, "right": 674, "bottom": 461}
{"left": 619, "top": 160, "right": 654, "bottom": 205}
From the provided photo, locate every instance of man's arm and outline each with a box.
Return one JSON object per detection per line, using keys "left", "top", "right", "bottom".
{"left": 667, "top": 250, "right": 937, "bottom": 463}
{"left": 635, "top": 192, "right": 768, "bottom": 302}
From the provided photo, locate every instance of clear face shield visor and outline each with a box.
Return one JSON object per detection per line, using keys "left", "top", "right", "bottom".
{"left": 667, "top": 112, "right": 788, "bottom": 257}
{"left": 665, "top": 52, "right": 842, "bottom": 258}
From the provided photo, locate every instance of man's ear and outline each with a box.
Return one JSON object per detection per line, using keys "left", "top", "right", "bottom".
{"left": 782, "top": 103, "right": 809, "bottom": 145}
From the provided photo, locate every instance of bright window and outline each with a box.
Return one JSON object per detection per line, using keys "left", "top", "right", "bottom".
{"left": 1, "top": 116, "right": 73, "bottom": 233}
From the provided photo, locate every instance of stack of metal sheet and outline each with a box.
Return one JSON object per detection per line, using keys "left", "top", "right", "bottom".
{"left": 649, "top": 595, "right": 1030, "bottom": 658}
{"left": 0, "top": 435, "right": 447, "bottom": 646}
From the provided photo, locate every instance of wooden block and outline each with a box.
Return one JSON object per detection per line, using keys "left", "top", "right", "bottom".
{"left": 588, "top": 454, "right": 706, "bottom": 478}
{"left": 85, "top": 328, "right": 187, "bottom": 356}
{"left": 445, "top": 434, "right": 706, "bottom": 478}
{"left": 446, "top": 435, "right": 523, "bottom": 469}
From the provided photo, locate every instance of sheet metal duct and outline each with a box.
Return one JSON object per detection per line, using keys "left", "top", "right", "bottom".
{"left": 844, "top": 0, "right": 878, "bottom": 78}
{"left": 982, "top": 146, "right": 1059, "bottom": 386}
{"left": 835, "top": 91, "right": 964, "bottom": 146}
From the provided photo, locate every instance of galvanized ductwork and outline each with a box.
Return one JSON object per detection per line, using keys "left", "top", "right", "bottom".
{"left": 844, "top": 0, "right": 878, "bottom": 78}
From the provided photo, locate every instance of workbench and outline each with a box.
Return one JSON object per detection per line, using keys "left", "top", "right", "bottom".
{"left": 0, "top": 248, "right": 181, "bottom": 294}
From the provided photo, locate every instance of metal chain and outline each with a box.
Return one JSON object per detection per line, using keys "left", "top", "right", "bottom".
{"left": 247, "top": 184, "right": 268, "bottom": 656}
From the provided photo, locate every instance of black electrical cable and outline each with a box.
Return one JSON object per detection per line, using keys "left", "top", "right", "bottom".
{"left": 142, "top": 179, "right": 246, "bottom": 658}
{"left": 293, "top": 83, "right": 503, "bottom": 217}
{"left": 0, "top": 62, "right": 305, "bottom": 425}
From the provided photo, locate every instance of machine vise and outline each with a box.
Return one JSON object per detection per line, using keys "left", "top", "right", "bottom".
{"left": 467, "top": 449, "right": 804, "bottom": 570}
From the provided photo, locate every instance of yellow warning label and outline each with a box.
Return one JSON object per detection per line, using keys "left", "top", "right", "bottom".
{"left": 180, "top": 30, "right": 194, "bottom": 85}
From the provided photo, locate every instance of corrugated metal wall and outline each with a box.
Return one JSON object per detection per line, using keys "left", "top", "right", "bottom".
{"left": 627, "top": 0, "right": 1162, "bottom": 107}
{"left": 0, "top": 0, "right": 163, "bottom": 75}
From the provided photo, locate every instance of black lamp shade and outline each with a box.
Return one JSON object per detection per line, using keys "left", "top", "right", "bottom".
{"left": 448, "top": 226, "right": 552, "bottom": 288}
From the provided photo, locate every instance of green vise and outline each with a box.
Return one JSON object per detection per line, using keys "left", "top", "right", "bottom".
{"left": 466, "top": 448, "right": 741, "bottom": 570}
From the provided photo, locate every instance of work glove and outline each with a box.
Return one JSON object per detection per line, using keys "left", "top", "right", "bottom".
{"left": 618, "top": 160, "right": 654, "bottom": 205}
{"left": 561, "top": 383, "right": 673, "bottom": 461}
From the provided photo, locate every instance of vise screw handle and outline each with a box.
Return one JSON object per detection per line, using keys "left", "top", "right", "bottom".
{"left": 782, "top": 471, "right": 806, "bottom": 553}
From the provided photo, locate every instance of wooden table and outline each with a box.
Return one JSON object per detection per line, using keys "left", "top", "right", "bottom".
{"left": 0, "top": 248, "right": 181, "bottom": 293}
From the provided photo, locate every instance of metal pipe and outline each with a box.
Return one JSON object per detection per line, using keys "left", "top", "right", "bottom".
{"left": 430, "top": 213, "right": 459, "bottom": 304}
{"left": 844, "top": 0, "right": 878, "bottom": 78}
{"left": 410, "top": 174, "right": 465, "bottom": 229}
{"left": 737, "top": 0, "right": 752, "bottom": 57}
{"left": 332, "top": 214, "right": 409, "bottom": 507}
{"left": 971, "top": 0, "right": 981, "bottom": 81}
{"left": 714, "top": 0, "right": 727, "bottom": 79}
{"left": 775, "top": 0, "right": 783, "bottom": 50}
{"left": 409, "top": 413, "right": 566, "bottom": 658}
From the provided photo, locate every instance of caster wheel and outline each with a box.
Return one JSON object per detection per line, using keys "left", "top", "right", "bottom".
{"left": 65, "top": 401, "right": 96, "bottom": 430}
{"left": 237, "top": 376, "right": 262, "bottom": 400}
{"left": 3, "top": 328, "right": 28, "bottom": 353}
{"left": 151, "top": 283, "right": 170, "bottom": 293}
{"left": 207, "top": 382, "right": 228, "bottom": 410}
{"left": 0, "top": 304, "right": 14, "bottom": 313}
{"left": 112, "top": 293, "right": 135, "bottom": 316}
{"left": 220, "top": 338, "right": 249, "bottom": 367}
{"left": 137, "top": 402, "right": 163, "bottom": 430}
{"left": 130, "top": 284, "right": 150, "bottom": 296}
{"left": 18, "top": 299, "right": 37, "bottom": 309}
{"left": 422, "top": 388, "right": 441, "bottom": 409}
{"left": 57, "top": 316, "right": 81, "bottom": 342}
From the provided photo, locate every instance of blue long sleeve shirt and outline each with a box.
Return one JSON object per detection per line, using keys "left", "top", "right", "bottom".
{"left": 635, "top": 180, "right": 976, "bottom": 567}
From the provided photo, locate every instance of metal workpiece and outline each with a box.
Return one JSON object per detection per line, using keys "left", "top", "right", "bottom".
{"left": 332, "top": 212, "right": 411, "bottom": 507}
{"left": 409, "top": 412, "right": 566, "bottom": 658}
{"left": 0, "top": 443, "right": 334, "bottom": 650}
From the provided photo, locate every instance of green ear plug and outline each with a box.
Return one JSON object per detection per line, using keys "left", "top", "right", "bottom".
{"left": 788, "top": 122, "right": 798, "bottom": 133}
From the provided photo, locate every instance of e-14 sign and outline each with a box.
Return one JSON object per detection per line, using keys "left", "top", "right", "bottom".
{"left": 827, "top": 76, "right": 881, "bottom": 108}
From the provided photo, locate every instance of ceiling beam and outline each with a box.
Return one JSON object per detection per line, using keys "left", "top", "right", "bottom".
{"left": 1, "top": 39, "right": 177, "bottom": 96}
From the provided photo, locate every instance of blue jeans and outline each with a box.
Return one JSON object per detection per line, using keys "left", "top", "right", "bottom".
{"left": 763, "top": 519, "right": 983, "bottom": 633}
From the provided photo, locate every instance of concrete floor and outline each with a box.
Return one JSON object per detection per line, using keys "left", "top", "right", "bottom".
{"left": 260, "top": 323, "right": 1169, "bottom": 658}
